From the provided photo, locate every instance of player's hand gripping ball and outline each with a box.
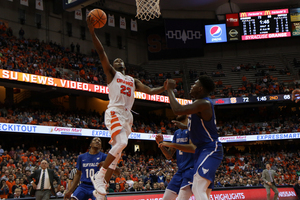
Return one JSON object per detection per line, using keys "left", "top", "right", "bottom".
{"left": 155, "top": 134, "right": 163, "bottom": 145}
{"left": 88, "top": 9, "right": 107, "bottom": 28}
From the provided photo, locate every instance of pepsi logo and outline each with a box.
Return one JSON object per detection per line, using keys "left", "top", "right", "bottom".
{"left": 210, "top": 26, "right": 222, "bottom": 37}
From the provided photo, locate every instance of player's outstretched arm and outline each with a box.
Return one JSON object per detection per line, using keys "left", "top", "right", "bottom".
{"left": 155, "top": 134, "right": 176, "bottom": 160}
{"left": 87, "top": 16, "right": 115, "bottom": 83}
{"left": 171, "top": 120, "right": 187, "bottom": 129}
{"left": 167, "top": 79, "right": 211, "bottom": 115}
{"left": 135, "top": 79, "right": 167, "bottom": 95}
{"left": 292, "top": 89, "right": 300, "bottom": 103}
{"left": 159, "top": 139, "right": 196, "bottom": 153}
{"left": 64, "top": 170, "right": 82, "bottom": 200}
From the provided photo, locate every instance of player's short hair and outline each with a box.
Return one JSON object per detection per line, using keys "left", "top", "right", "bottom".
{"left": 198, "top": 75, "right": 215, "bottom": 94}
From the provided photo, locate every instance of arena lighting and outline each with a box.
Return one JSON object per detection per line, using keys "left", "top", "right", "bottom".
{"left": 216, "top": 0, "right": 240, "bottom": 21}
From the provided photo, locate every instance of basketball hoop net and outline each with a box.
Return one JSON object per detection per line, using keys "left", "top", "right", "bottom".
{"left": 135, "top": 0, "right": 161, "bottom": 21}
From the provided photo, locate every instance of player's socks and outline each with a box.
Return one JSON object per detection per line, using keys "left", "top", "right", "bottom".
{"left": 98, "top": 167, "right": 107, "bottom": 177}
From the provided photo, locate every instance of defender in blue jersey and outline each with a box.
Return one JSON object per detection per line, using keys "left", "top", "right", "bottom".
{"left": 64, "top": 137, "right": 107, "bottom": 200}
{"left": 164, "top": 76, "right": 223, "bottom": 200}
{"left": 156, "top": 115, "right": 194, "bottom": 200}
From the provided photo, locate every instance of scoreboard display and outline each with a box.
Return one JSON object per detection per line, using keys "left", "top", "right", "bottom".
{"left": 212, "top": 94, "right": 292, "bottom": 105}
{"left": 239, "top": 9, "right": 291, "bottom": 40}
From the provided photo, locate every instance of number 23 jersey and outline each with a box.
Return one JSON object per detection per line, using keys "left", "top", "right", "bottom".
{"left": 107, "top": 71, "right": 135, "bottom": 110}
{"left": 76, "top": 151, "right": 107, "bottom": 183}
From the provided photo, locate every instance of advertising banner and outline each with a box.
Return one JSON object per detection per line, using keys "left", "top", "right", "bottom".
{"left": 1, "top": 123, "right": 300, "bottom": 143}
{"left": 107, "top": 187, "right": 297, "bottom": 200}
{"left": 164, "top": 19, "right": 203, "bottom": 48}
{"left": 227, "top": 27, "right": 240, "bottom": 41}
{"left": 292, "top": 22, "right": 300, "bottom": 36}
{"left": 290, "top": 8, "right": 300, "bottom": 22}
{"left": 0, "top": 123, "right": 173, "bottom": 142}
{"left": 239, "top": 9, "right": 289, "bottom": 18}
{"left": 242, "top": 32, "right": 291, "bottom": 40}
{"left": 0, "top": 69, "right": 191, "bottom": 105}
{"left": 226, "top": 13, "right": 239, "bottom": 27}
{"left": 205, "top": 24, "right": 227, "bottom": 43}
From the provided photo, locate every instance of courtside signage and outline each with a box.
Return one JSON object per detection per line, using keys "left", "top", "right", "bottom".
{"left": 0, "top": 69, "right": 191, "bottom": 105}
{"left": 0, "top": 123, "right": 173, "bottom": 141}
{"left": 1, "top": 123, "right": 300, "bottom": 143}
{"left": 106, "top": 187, "right": 297, "bottom": 200}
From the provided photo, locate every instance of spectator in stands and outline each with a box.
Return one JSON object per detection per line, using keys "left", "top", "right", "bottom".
{"left": 70, "top": 43, "right": 75, "bottom": 52}
{"left": 12, "top": 178, "right": 23, "bottom": 195}
{"left": 159, "top": 182, "right": 166, "bottom": 190}
{"left": 144, "top": 184, "right": 151, "bottom": 191}
{"left": 151, "top": 183, "right": 159, "bottom": 191}
{"left": 76, "top": 43, "right": 80, "bottom": 53}
{"left": 144, "top": 173, "right": 152, "bottom": 186}
{"left": 129, "top": 182, "right": 139, "bottom": 192}
{"left": 6, "top": 174, "right": 15, "bottom": 195}
{"left": 1, "top": 170, "right": 9, "bottom": 181}
{"left": 115, "top": 174, "right": 126, "bottom": 192}
{"left": 121, "top": 183, "right": 130, "bottom": 192}
{"left": 20, "top": 178, "right": 28, "bottom": 196}
{"left": 19, "top": 28, "right": 25, "bottom": 39}
{"left": 0, "top": 145, "right": 3, "bottom": 156}
{"left": 56, "top": 185, "right": 66, "bottom": 197}
{"left": 156, "top": 171, "right": 165, "bottom": 184}
{"left": 9, "top": 187, "right": 25, "bottom": 198}
{"left": 137, "top": 181, "right": 144, "bottom": 191}
{"left": 0, "top": 179, "right": 9, "bottom": 199}
{"left": 114, "top": 184, "right": 121, "bottom": 193}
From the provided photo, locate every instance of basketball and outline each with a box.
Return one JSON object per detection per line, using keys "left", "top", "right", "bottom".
{"left": 88, "top": 9, "right": 107, "bottom": 29}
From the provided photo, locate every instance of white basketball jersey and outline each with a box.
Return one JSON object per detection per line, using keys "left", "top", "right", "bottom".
{"left": 107, "top": 71, "right": 135, "bottom": 110}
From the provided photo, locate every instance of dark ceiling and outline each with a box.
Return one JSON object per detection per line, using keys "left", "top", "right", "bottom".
{"left": 112, "top": 0, "right": 300, "bottom": 12}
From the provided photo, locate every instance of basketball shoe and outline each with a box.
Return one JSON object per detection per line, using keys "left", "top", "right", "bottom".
{"left": 91, "top": 170, "right": 108, "bottom": 195}
{"left": 93, "top": 190, "right": 106, "bottom": 200}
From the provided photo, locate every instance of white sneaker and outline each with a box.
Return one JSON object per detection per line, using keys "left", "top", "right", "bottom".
{"left": 93, "top": 190, "right": 106, "bottom": 200}
{"left": 91, "top": 171, "right": 107, "bottom": 195}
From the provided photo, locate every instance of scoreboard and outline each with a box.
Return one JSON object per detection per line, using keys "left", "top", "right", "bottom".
{"left": 212, "top": 94, "right": 292, "bottom": 105}
{"left": 239, "top": 9, "right": 291, "bottom": 40}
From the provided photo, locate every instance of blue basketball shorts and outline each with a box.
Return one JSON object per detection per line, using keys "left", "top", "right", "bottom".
{"left": 71, "top": 183, "right": 96, "bottom": 200}
{"left": 167, "top": 167, "right": 194, "bottom": 194}
{"left": 194, "top": 144, "right": 223, "bottom": 189}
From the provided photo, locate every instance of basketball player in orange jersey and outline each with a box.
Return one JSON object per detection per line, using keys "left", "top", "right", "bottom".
{"left": 87, "top": 16, "right": 167, "bottom": 198}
